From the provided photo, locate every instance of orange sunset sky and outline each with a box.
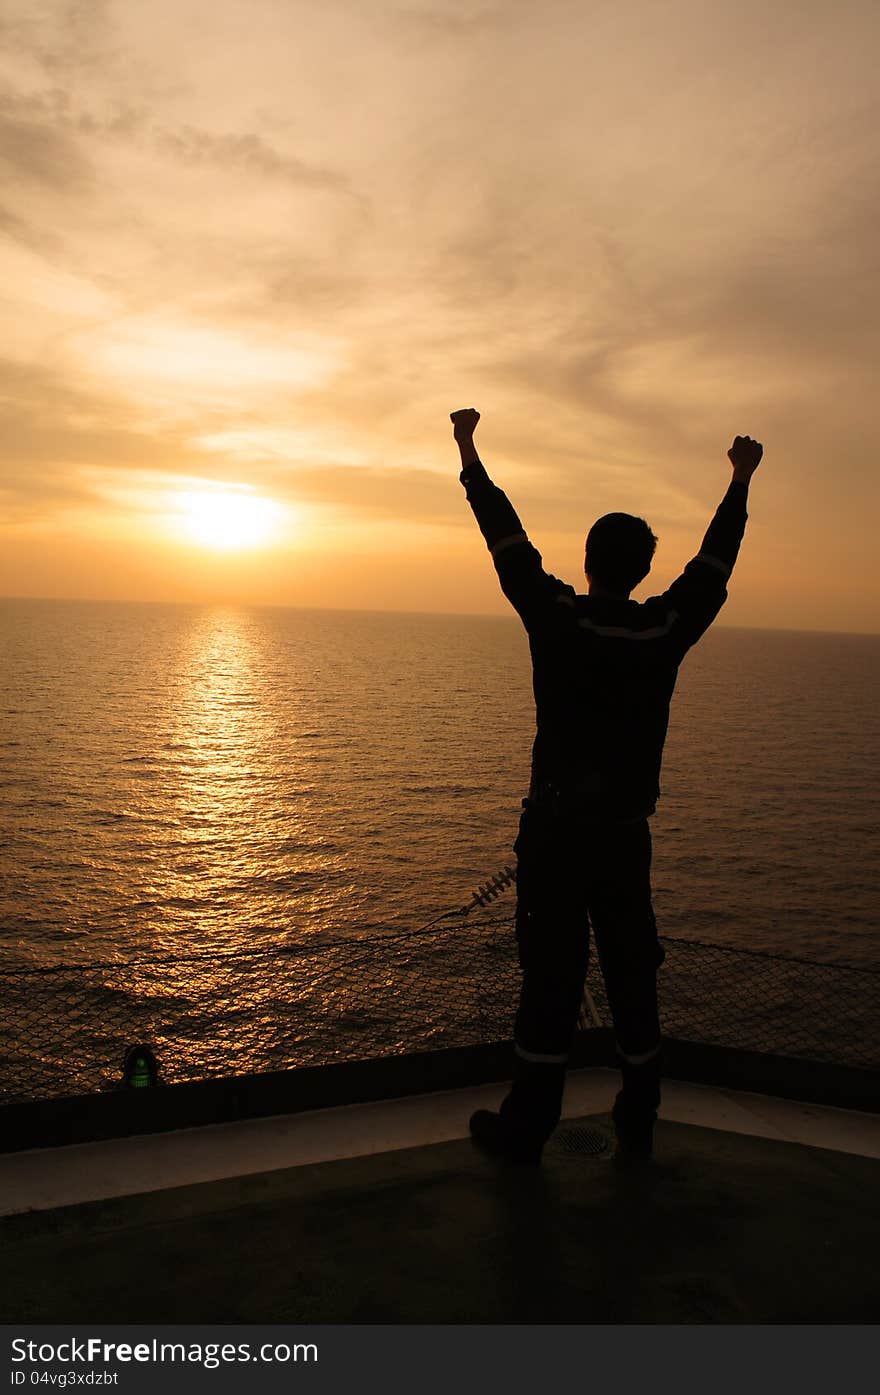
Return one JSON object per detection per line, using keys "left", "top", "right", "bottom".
{"left": 1, "top": 0, "right": 878, "bottom": 632}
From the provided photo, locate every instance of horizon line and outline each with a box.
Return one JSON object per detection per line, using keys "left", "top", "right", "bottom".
{"left": 1, "top": 592, "right": 878, "bottom": 640}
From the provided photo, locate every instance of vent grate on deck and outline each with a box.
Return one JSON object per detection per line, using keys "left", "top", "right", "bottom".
{"left": 556, "top": 1124, "right": 613, "bottom": 1157}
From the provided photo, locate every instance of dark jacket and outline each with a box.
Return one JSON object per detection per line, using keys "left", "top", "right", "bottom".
{"left": 461, "top": 458, "right": 749, "bottom": 823}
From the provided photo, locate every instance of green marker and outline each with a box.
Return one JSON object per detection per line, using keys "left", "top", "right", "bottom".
{"left": 130, "top": 1055, "right": 150, "bottom": 1087}
{"left": 122, "top": 1043, "right": 159, "bottom": 1088}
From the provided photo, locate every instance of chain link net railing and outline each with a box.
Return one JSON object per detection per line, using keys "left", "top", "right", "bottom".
{"left": 2, "top": 888, "right": 879, "bottom": 1105}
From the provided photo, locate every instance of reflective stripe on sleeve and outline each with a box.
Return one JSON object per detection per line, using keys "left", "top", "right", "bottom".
{"left": 577, "top": 610, "right": 678, "bottom": 639}
{"left": 490, "top": 532, "right": 529, "bottom": 558}
{"left": 694, "top": 551, "right": 732, "bottom": 577}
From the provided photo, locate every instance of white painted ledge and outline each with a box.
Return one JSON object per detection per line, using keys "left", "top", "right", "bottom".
{"left": 2, "top": 1069, "right": 878, "bottom": 1219}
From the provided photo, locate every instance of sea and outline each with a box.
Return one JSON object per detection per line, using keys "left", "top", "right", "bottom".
{"left": 1, "top": 597, "right": 878, "bottom": 973}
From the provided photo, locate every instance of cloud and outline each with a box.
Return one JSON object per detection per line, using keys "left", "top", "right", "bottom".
{"left": 0, "top": 359, "right": 195, "bottom": 517}
{"left": 0, "top": 199, "right": 64, "bottom": 256}
{"left": 155, "top": 124, "right": 360, "bottom": 198}
{"left": 1, "top": 0, "right": 121, "bottom": 85}
{"left": 270, "top": 463, "right": 458, "bottom": 524}
{"left": 215, "top": 249, "right": 368, "bottom": 324}
{"left": 0, "top": 101, "right": 94, "bottom": 189}
{"left": 0, "top": 469, "right": 101, "bottom": 523}
{"left": 376, "top": 2, "right": 520, "bottom": 42}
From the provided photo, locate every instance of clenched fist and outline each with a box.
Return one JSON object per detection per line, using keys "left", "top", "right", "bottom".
{"left": 728, "top": 435, "right": 763, "bottom": 481}
{"left": 450, "top": 408, "right": 480, "bottom": 442}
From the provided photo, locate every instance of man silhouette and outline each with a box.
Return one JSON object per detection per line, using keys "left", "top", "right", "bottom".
{"left": 451, "top": 407, "right": 762, "bottom": 1163}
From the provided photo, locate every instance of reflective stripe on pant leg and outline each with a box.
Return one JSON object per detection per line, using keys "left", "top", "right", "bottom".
{"left": 616, "top": 1041, "right": 661, "bottom": 1066}
{"left": 501, "top": 805, "right": 588, "bottom": 1142}
{"left": 588, "top": 820, "right": 663, "bottom": 1129}
{"left": 515, "top": 1043, "right": 569, "bottom": 1065}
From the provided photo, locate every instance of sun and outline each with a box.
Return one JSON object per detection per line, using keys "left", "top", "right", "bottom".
{"left": 175, "top": 487, "right": 283, "bottom": 551}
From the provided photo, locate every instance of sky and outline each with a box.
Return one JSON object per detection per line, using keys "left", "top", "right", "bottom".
{"left": 1, "top": 0, "right": 878, "bottom": 631}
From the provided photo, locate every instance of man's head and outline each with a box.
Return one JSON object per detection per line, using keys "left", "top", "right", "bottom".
{"left": 585, "top": 513, "right": 658, "bottom": 597}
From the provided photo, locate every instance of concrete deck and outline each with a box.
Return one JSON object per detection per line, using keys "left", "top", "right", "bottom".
{"left": 2, "top": 1073, "right": 879, "bottom": 1323}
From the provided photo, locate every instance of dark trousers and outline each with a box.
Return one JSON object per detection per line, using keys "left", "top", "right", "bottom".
{"left": 500, "top": 800, "right": 665, "bottom": 1144}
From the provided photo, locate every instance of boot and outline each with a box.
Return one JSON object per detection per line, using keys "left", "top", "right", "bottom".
{"left": 612, "top": 1049, "right": 661, "bottom": 1160}
{"left": 469, "top": 1109, "right": 544, "bottom": 1166}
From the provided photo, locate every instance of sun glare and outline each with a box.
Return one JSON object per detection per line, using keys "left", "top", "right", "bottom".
{"left": 176, "top": 488, "right": 283, "bottom": 551}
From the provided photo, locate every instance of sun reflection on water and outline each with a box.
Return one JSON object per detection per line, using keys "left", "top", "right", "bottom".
{"left": 142, "top": 608, "right": 350, "bottom": 966}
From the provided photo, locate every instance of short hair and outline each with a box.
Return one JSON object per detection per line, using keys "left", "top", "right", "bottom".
{"left": 585, "top": 512, "right": 658, "bottom": 593}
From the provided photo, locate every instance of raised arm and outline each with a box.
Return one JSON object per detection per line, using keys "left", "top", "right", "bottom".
{"left": 451, "top": 408, "right": 572, "bottom": 628}
{"left": 662, "top": 434, "right": 763, "bottom": 651}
